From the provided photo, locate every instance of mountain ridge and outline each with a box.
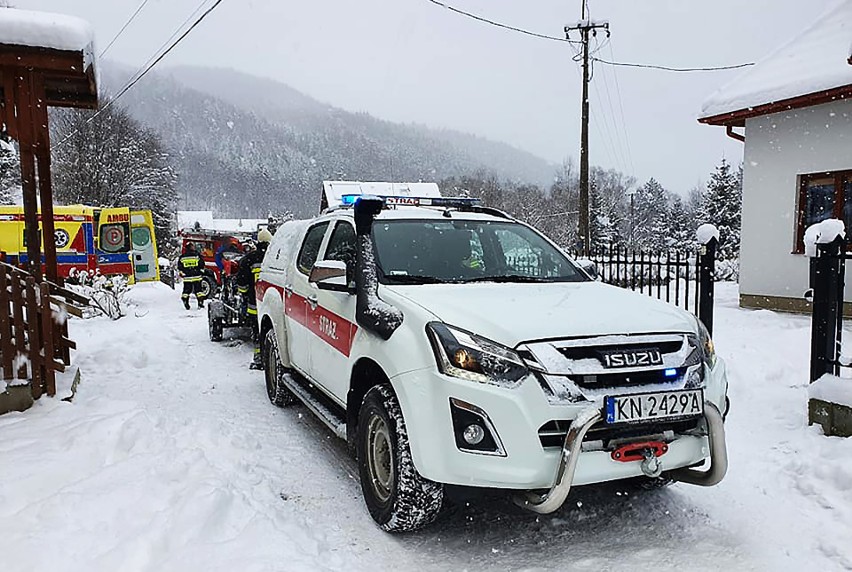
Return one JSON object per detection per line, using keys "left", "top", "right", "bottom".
{"left": 104, "top": 65, "right": 556, "bottom": 218}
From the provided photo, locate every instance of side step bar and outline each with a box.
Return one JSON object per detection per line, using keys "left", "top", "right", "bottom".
{"left": 280, "top": 372, "right": 347, "bottom": 439}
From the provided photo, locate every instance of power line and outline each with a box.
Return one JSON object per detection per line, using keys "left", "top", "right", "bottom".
{"left": 592, "top": 56, "right": 754, "bottom": 72}
{"left": 424, "top": 0, "right": 580, "bottom": 44}
{"left": 99, "top": 0, "right": 152, "bottom": 58}
{"left": 596, "top": 41, "right": 634, "bottom": 176}
{"left": 606, "top": 43, "right": 636, "bottom": 177}
{"left": 423, "top": 0, "right": 753, "bottom": 73}
{"left": 56, "top": 0, "right": 226, "bottom": 148}
{"left": 127, "top": 0, "right": 212, "bottom": 91}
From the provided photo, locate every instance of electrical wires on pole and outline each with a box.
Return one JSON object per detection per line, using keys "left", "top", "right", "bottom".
{"left": 565, "top": 12, "right": 610, "bottom": 256}
{"left": 55, "top": 0, "right": 228, "bottom": 148}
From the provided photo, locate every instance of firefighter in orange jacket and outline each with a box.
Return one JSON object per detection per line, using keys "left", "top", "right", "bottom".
{"left": 178, "top": 243, "right": 206, "bottom": 309}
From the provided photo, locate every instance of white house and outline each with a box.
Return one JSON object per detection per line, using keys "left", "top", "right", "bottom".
{"left": 699, "top": 1, "right": 852, "bottom": 312}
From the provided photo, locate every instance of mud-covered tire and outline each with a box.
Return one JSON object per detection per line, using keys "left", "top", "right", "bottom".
{"left": 208, "top": 306, "right": 223, "bottom": 341}
{"left": 357, "top": 384, "right": 443, "bottom": 532}
{"left": 263, "top": 329, "right": 296, "bottom": 407}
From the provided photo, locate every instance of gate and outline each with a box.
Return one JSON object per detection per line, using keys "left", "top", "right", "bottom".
{"left": 0, "top": 262, "right": 84, "bottom": 401}
{"left": 805, "top": 232, "right": 852, "bottom": 437}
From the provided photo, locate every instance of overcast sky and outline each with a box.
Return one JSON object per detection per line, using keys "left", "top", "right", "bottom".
{"left": 18, "top": 0, "right": 839, "bottom": 192}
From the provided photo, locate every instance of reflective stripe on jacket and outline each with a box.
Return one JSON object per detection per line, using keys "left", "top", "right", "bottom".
{"left": 178, "top": 253, "right": 205, "bottom": 278}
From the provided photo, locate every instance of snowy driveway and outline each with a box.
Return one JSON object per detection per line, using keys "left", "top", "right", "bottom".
{"left": 1, "top": 283, "right": 851, "bottom": 572}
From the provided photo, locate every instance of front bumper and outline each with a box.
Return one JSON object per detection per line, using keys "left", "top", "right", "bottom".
{"left": 391, "top": 357, "right": 728, "bottom": 492}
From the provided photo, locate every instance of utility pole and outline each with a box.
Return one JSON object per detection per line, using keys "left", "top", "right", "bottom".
{"left": 566, "top": 9, "right": 609, "bottom": 255}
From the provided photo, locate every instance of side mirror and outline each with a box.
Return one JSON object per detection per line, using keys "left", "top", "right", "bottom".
{"left": 310, "top": 260, "right": 349, "bottom": 292}
{"left": 577, "top": 259, "right": 598, "bottom": 280}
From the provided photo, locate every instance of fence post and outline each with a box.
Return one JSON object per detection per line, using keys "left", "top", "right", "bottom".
{"left": 809, "top": 235, "right": 845, "bottom": 382}
{"left": 697, "top": 232, "right": 717, "bottom": 336}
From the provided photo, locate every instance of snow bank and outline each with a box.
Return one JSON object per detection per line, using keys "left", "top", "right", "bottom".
{"left": 0, "top": 8, "right": 93, "bottom": 53}
{"left": 696, "top": 223, "right": 719, "bottom": 245}
{"left": 810, "top": 374, "right": 852, "bottom": 408}
{"left": 700, "top": 1, "right": 852, "bottom": 118}
{"left": 803, "top": 218, "right": 846, "bottom": 257}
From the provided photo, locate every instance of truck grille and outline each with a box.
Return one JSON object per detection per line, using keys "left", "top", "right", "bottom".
{"left": 518, "top": 333, "right": 703, "bottom": 399}
{"left": 538, "top": 417, "right": 703, "bottom": 449}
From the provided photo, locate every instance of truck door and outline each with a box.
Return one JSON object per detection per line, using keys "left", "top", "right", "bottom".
{"left": 285, "top": 221, "right": 330, "bottom": 380}
{"left": 130, "top": 211, "right": 159, "bottom": 282}
{"left": 310, "top": 220, "right": 358, "bottom": 401}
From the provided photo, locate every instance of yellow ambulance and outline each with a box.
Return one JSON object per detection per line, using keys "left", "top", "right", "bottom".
{"left": 0, "top": 205, "right": 159, "bottom": 282}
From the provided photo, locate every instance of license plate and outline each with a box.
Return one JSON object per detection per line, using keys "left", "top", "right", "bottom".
{"left": 605, "top": 389, "right": 703, "bottom": 424}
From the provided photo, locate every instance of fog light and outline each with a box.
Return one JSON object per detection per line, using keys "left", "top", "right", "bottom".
{"left": 463, "top": 424, "right": 485, "bottom": 445}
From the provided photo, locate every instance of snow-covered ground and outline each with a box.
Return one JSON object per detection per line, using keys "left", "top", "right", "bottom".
{"left": 1, "top": 282, "right": 851, "bottom": 571}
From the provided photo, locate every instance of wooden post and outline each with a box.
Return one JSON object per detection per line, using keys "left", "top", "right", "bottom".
{"left": 0, "top": 265, "right": 11, "bottom": 379}
{"left": 25, "top": 276, "right": 42, "bottom": 398}
{"left": 39, "top": 282, "right": 55, "bottom": 396}
{"left": 11, "top": 69, "right": 43, "bottom": 280}
{"left": 10, "top": 273, "right": 26, "bottom": 379}
{"left": 32, "top": 73, "right": 59, "bottom": 284}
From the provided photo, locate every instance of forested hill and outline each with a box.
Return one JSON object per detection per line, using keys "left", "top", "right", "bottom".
{"left": 106, "top": 65, "right": 555, "bottom": 218}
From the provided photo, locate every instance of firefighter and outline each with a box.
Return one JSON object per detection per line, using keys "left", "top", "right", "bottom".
{"left": 237, "top": 228, "right": 273, "bottom": 368}
{"left": 178, "top": 243, "right": 206, "bottom": 310}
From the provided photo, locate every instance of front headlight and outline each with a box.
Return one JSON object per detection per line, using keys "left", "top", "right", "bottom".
{"left": 426, "top": 322, "right": 528, "bottom": 388}
{"left": 695, "top": 317, "right": 716, "bottom": 369}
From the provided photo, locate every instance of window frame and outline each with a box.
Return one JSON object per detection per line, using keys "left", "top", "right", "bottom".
{"left": 323, "top": 220, "right": 357, "bottom": 284}
{"left": 795, "top": 169, "right": 852, "bottom": 253}
{"left": 297, "top": 221, "right": 330, "bottom": 275}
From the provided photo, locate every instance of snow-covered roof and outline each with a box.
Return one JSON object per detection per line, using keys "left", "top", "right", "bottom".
{"left": 0, "top": 8, "right": 94, "bottom": 53}
{"left": 177, "top": 211, "right": 266, "bottom": 235}
{"left": 700, "top": 0, "right": 852, "bottom": 124}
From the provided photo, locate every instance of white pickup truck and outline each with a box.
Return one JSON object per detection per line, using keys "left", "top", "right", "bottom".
{"left": 257, "top": 184, "right": 729, "bottom": 532}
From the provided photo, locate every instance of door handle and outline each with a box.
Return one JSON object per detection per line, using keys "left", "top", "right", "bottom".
{"left": 308, "top": 294, "right": 318, "bottom": 310}
{"left": 284, "top": 284, "right": 293, "bottom": 295}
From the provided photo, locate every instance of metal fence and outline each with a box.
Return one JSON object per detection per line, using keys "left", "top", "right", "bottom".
{"left": 579, "top": 245, "right": 701, "bottom": 315}
{"left": 569, "top": 241, "right": 717, "bottom": 335}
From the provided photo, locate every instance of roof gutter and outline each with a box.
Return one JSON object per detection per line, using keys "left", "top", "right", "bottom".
{"left": 726, "top": 125, "right": 745, "bottom": 143}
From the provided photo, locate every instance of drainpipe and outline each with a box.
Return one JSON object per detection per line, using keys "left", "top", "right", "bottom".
{"left": 726, "top": 125, "right": 745, "bottom": 143}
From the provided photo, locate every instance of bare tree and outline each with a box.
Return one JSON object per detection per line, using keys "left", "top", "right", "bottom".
{"left": 50, "top": 103, "right": 178, "bottom": 247}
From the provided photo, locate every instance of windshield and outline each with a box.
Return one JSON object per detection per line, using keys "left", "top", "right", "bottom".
{"left": 372, "top": 219, "right": 588, "bottom": 284}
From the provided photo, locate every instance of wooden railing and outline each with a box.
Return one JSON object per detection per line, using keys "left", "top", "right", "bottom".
{"left": 0, "top": 263, "right": 86, "bottom": 399}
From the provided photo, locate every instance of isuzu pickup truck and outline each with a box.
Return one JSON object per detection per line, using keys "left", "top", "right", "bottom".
{"left": 257, "top": 182, "right": 728, "bottom": 532}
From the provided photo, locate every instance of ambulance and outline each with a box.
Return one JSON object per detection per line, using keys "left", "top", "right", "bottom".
{"left": 0, "top": 205, "right": 160, "bottom": 282}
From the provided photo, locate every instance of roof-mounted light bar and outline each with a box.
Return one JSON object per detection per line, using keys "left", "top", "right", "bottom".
{"left": 339, "top": 194, "right": 482, "bottom": 209}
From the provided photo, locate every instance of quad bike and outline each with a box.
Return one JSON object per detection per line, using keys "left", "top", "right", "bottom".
{"left": 207, "top": 252, "right": 254, "bottom": 341}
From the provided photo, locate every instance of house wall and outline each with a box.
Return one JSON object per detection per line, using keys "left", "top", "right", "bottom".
{"left": 740, "top": 98, "right": 852, "bottom": 310}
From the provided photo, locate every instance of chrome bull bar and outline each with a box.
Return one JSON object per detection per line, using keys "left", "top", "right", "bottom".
{"left": 514, "top": 401, "right": 727, "bottom": 514}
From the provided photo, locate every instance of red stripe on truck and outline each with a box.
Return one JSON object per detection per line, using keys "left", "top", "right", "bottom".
{"left": 257, "top": 279, "right": 357, "bottom": 357}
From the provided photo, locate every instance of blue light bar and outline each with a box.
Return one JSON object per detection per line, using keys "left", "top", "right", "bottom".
{"left": 664, "top": 368, "right": 678, "bottom": 378}
{"left": 337, "top": 194, "right": 481, "bottom": 209}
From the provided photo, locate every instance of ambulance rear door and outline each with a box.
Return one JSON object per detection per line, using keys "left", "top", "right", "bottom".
{"left": 130, "top": 210, "right": 159, "bottom": 282}
{"left": 95, "top": 207, "right": 133, "bottom": 276}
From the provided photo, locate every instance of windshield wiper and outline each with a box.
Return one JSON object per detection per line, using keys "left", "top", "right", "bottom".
{"left": 461, "top": 274, "right": 554, "bottom": 284}
{"left": 383, "top": 274, "right": 448, "bottom": 284}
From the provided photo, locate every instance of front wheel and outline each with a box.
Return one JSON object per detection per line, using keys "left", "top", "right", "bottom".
{"left": 199, "top": 275, "right": 216, "bottom": 300}
{"left": 263, "top": 329, "right": 296, "bottom": 407}
{"left": 357, "top": 384, "right": 443, "bottom": 532}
